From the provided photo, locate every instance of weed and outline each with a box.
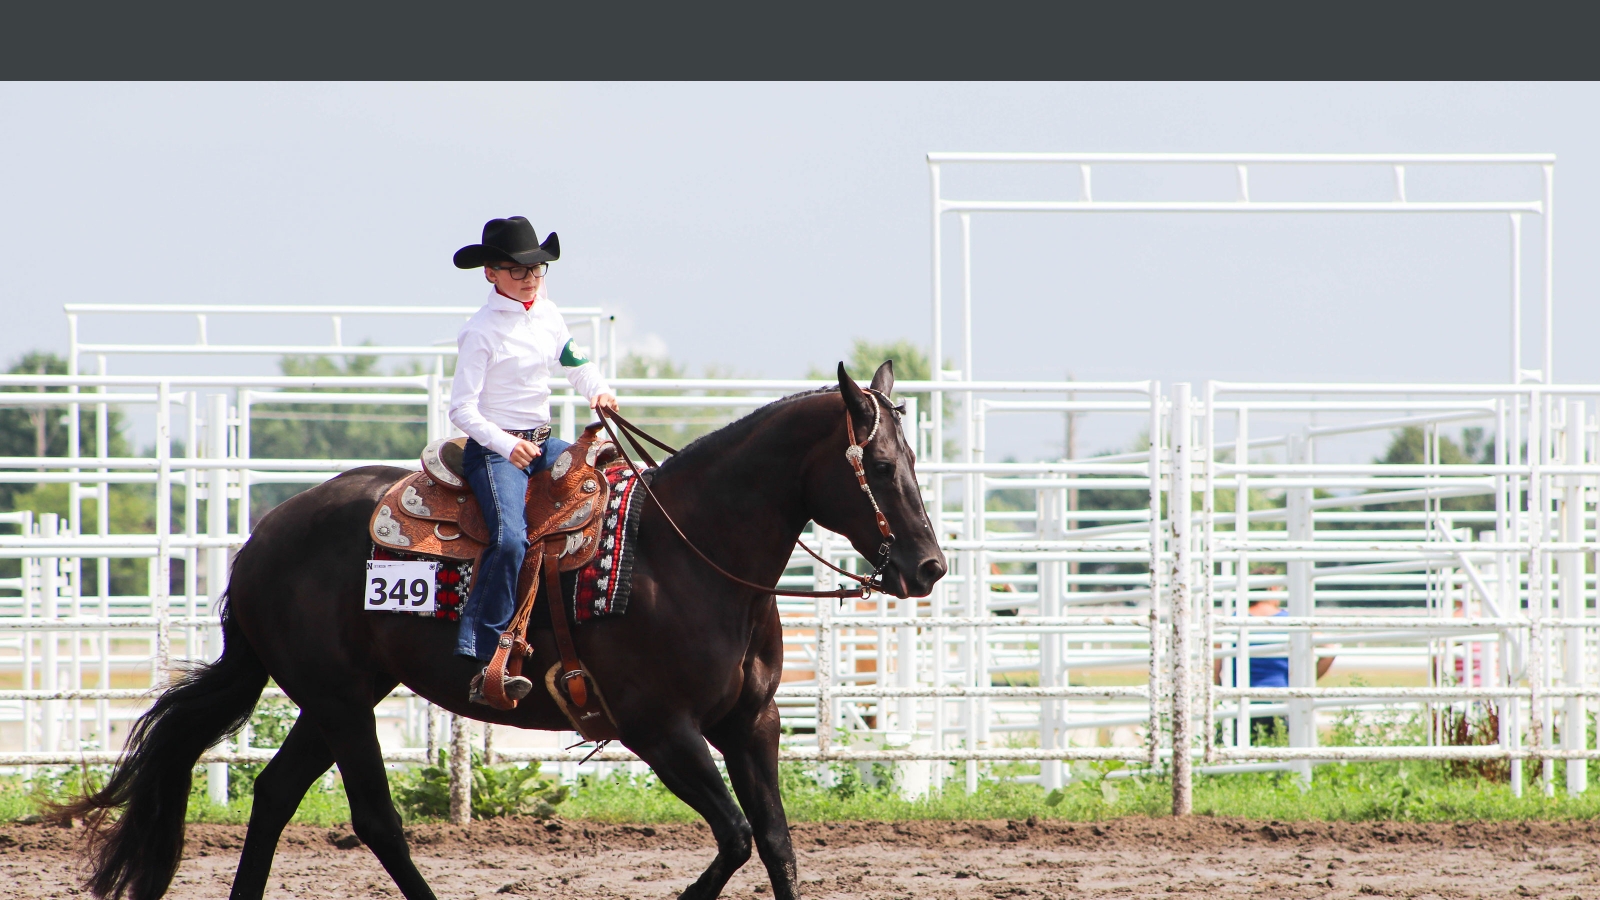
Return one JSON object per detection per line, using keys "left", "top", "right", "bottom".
{"left": 1436, "top": 703, "right": 1508, "bottom": 782}
{"left": 228, "top": 695, "right": 299, "bottom": 801}
{"left": 391, "top": 751, "right": 567, "bottom": 821}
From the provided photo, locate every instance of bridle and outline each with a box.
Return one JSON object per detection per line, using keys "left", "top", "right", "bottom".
{"left": 597, "top": 388, "right": 900, "bottom": 600}
{"left": 835, "top": 387, "right": 897, "bottom": 583}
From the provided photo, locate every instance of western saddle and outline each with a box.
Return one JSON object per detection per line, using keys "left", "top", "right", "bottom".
{"left": 369, "top": 423, "right": 621, "bottom": 737}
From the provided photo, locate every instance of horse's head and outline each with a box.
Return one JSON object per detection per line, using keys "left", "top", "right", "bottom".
{"left": 803, "top": 361, "right": 947, "bottom": 599}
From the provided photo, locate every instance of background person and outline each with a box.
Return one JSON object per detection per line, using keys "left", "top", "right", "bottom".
{"left": 1215, "top": 588, "right": 1335, "bottom": 741}
{"left": 447, "top": 216, "right": 618, "bottom": 704}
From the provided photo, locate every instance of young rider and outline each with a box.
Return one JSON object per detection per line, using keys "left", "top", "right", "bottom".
{"left": 448, "top": 216, "right": 619, "bottom": 704}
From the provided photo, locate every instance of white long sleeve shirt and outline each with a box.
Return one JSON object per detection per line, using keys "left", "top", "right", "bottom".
{"left": 448, "top": 288, "right": 613, "bottom": 459}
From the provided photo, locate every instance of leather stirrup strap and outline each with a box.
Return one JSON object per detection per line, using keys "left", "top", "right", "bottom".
{"left": 483, "top": 547, "right": 544, "bottom": 710}
{"left": 543, "top": 536, "right": 591, "bottom": 708}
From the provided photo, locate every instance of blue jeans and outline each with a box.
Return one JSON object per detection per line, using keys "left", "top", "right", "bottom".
{"left": 456, "top": 435, "right": 572, "bottom": 661}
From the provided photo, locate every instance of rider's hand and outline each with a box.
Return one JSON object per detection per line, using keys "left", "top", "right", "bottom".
{"left": 591, "top": 392, "right": 619, "bottom": 414}
{"left": 509, "top": 439, "right": 541, "bottom": 469}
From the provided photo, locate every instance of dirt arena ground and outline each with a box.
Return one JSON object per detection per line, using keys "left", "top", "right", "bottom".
{"left": 6, "top": 816, "right": 1600, "bottom": 899}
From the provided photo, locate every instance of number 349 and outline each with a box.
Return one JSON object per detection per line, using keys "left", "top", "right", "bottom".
{"left": 369, "top": 577, "right": 430, "bottom": 607}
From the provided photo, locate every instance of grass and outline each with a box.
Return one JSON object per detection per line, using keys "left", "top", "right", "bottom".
{"left": 553, "top": 756, "right": 1600, "bottom": 825}
{"left": 8, "top": 703, "right": 1600, "bottom": 826}
{"left": 8, "top": 758, "right": 1600, "bottom": 829}
{"left": 182, "top": 775, "right": 354, "bottom": 827}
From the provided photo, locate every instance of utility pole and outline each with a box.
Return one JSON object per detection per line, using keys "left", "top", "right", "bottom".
{"left": 33, "top": 361, "right": 46, "bottom": 468}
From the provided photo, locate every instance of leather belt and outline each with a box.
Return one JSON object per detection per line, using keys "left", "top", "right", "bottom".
{"left": 507, "top": 426, "right": 552, "bottom": 442}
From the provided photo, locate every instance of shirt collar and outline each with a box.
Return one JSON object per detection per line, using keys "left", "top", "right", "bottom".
{"left": 486, "top": 287, "right": 536, "bottom": 313}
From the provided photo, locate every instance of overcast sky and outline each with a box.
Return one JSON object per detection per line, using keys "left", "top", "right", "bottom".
{"left": 0, "top": 82, "right": 1592, "bottom": 459}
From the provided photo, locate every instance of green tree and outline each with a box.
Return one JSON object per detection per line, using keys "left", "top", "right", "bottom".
{"left": 810, "top": 338, "right": 956, "bottom": 459}
{"left": 811, "top": 338, "right": 938, "bottom": 410}
{"left": 247, "top": 354, "right": 431, "bottom": 519}
{"left": 1370, "top": 425, "right": 1495, "bottom": 518}
{"left": 836, "top": 338, "right": 933, "bottom": 384}
{"left": 5, "top": 482, "right": 156, "bottom": 596}
{"left": 0, "top": 351, "right": 150, "bottom": 595}
{"left": 0, "top": 351, "right": 134, "bottom": 507}
{"left": 613, "top": 351, "right": 747, "bottom": 451}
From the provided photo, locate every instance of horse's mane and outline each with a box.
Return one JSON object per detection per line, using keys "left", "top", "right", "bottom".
{"left": 656, "top": 386, "right": 839, "bottom": 472}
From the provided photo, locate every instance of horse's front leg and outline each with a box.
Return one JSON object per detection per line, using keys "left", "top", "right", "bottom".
{"left": 628, "top": 719, "right": 754, "bottom": 899}
{"left": 707, "top": 699, "right": 799, "bottom": 900}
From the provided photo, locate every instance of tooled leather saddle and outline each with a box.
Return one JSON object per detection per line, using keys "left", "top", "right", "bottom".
{"left": 369, "top": 423, "right": 622, "bottom": 736}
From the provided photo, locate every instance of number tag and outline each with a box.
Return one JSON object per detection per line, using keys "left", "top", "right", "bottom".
{"left": 365, "top": 560, "right": 438, "bottom": 613}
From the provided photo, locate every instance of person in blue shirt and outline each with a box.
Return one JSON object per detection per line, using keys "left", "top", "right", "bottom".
{"left": 1215, "top": 590, "right": 1334, "bottom": 741}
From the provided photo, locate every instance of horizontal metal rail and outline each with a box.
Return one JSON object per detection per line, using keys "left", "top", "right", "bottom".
{"left": 928, "top": 152, "right": 1557, "bottom": 165}
{"left": 940, "top": 201, "right": 1542, "bottom": 215}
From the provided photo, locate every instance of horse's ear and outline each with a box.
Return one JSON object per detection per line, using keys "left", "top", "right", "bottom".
{"left": 837, "top": 361, "right": 873, "bottom": 428}
{"left": 870, "top": 360, "right": 894, "bottom": 396}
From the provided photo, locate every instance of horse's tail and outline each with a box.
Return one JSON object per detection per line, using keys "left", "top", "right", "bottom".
{"left": 52, "top": 595, "right": 268, "bottom": 900}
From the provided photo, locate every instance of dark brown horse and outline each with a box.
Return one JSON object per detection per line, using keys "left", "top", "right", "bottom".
{"left": 62, "top": 362, "right": 945, "bottom": 900}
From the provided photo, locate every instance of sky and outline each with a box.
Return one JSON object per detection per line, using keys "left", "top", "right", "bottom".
{"left": 0, "top": 82, "right": 1592, "bottom": 460}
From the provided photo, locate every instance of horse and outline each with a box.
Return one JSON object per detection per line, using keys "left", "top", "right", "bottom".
{"left": 60, "top": 361, "right": 947, "bottom": 900}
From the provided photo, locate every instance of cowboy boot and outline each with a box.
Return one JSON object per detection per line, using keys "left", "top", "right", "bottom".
{"left": 468, "top": 669, "right": 533, "bottom": 706}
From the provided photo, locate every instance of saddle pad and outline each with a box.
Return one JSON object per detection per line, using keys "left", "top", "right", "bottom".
{"left": 572, "top": 465, "right": 649, "bottom": 622}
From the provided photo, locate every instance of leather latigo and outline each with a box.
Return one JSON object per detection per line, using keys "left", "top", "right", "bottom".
{"left": 370, "top": 472, "right": 489, "bottom": 560}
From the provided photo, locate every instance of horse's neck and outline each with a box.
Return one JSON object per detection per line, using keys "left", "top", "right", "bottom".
{"left": 649, "top": 400, "right": 828, "bottom": 571}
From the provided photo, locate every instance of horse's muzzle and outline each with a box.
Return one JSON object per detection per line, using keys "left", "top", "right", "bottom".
{"left": 884, "top": 554, "right": 947, "bottom": 598}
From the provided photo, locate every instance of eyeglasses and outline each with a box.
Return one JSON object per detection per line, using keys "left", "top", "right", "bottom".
{"left": 489, "top": 263, "right": 548, "bottom": 280}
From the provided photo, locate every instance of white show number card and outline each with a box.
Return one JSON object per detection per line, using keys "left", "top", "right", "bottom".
{"left": 365, "top": 560, "right": 438, "bottom": 613}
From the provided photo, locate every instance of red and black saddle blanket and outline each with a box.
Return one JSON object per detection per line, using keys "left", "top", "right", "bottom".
{"left": 572, "top": 463, "right": 648, "bottom": 622}
{"left": 527, "top": 463, "right": 649, "bottom": 625}
{"left": 375, "top": 463, "right": 648, "bottom": 624}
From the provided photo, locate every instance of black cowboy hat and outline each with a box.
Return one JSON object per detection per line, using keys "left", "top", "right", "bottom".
{"left": 453, "top": 216, "right": 561, "bottom": 269}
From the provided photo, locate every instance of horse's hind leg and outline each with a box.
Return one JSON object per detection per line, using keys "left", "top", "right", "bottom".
{"left": 229, "top": 717, "right": 335, "bottom": 900}
{"left": 631, "top": 721, "right": 754, "bottom": 900}
{"left": 708, "top": 701, "right": 799, "bottom": 900}
{"left": 301, "top": 696, "right": 438, "bottom": 900}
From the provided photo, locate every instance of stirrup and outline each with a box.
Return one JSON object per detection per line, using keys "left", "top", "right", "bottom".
{"left": 469, "top": 668, "right": 533, "bottom": 706}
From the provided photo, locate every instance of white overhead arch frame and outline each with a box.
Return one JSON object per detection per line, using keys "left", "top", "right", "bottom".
{"left": 927, "top": 151, "right": 1556, "bottom": 391}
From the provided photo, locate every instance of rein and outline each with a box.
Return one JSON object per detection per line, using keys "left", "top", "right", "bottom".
{"left": 597, "top": 390, "right": 899, "bottom": 600}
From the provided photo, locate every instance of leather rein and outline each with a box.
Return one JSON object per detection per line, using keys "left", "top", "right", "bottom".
{"left": 596, "top": 390, "right": 899, "bottom": 600}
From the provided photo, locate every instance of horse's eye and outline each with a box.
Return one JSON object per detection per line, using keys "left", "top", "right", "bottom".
{"left": 873, "top": 460, "right": 894, "bottom": 477}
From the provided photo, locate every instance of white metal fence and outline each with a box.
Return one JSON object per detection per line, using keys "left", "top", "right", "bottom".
{"left": 7, "top": 344, "right": 1598, "bottom": 801}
